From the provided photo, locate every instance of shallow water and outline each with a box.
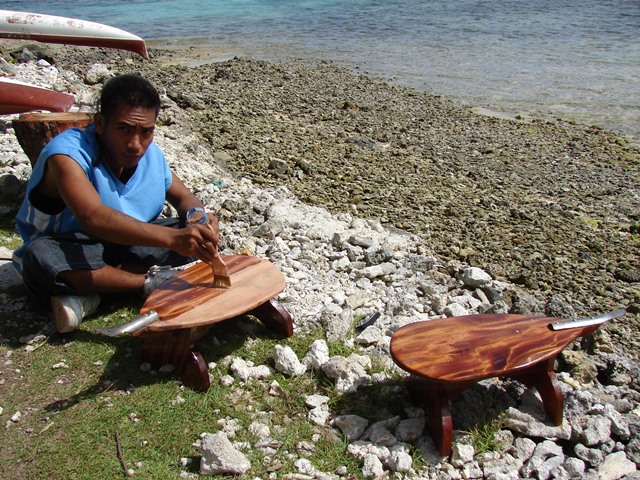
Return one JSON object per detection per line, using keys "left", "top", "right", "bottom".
{"left": 8, "top": 0, "right": 640, "bottom": 138}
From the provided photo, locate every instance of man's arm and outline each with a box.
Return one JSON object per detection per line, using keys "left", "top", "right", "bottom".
{"left": 165, "top": 172, "right": 203, "bottom": 219}
{"left": 48, "top": 154, "right": 216, "bottom": 263}
{"left": 166, "top": 171, "right": 220, "bottom": 248}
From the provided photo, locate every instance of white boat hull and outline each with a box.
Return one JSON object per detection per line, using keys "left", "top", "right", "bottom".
{"left": 0, "top": 10, "right": 148, "bottom": 59}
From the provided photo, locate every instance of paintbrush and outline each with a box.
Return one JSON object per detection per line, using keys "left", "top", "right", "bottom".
{"left": 186, "top": 207, "right": 231, "bottom": 288}
{"left": 209, "top": 225, "right": 231, "bottom": 289}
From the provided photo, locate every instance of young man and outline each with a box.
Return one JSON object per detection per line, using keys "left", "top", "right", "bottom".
{"left": 13, "top": 73, "right": 219, "bottom": 333}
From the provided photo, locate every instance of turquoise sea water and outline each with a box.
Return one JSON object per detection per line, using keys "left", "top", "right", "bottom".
{"left": 6, "top": 0, "right": 640, "bottom": 139}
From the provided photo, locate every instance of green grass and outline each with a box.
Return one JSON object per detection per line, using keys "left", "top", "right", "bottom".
{"left": 0, "top": 294, "right": 391, "bottom": 479}
{"left": 0, "top": 233, "right": 21, "bottom": 250}
{"left": 456, "top": 386, "right": 508, "bottom": 456}
{"left": 462, "top": 415, "right": 506, "bottom": 455}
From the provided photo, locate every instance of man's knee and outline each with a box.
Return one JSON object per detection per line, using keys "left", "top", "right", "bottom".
{"left": 20, "top": 237, "right": 99, "bottom": 296}
{"left": 21, "top": 245, "right": 58, "bottom": 296}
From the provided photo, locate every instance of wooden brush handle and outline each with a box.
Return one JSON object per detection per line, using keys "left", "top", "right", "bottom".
{"left": 185, "top": 208, "right": 218, "bottom": 283}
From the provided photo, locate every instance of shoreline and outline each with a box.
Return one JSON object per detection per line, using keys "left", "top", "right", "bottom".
{"left": 149, "top": 43, "right": 535, "bottom": 126}
{"left": 145, "top": 40, "right": 640, "bottom": 144}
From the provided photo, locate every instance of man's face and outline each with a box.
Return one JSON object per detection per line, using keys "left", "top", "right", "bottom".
{"left": 94, "top": 103, "right": 157, "bottom": 173}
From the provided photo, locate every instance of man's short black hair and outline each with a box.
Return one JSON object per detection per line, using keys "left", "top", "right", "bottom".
{"left": 99, "top": 73, "right": 161, "bottom": 119}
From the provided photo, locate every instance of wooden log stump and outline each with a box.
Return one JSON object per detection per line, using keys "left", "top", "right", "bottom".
{"left": 12, "top": 112, "right": 93, "bottom": 166}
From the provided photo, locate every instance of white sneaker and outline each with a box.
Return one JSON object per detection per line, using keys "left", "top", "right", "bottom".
{"left": 143, "top": 261, "right": 198, "bottom": 297}
{"left": 51, "top": 294, "right": 101, "bottom": 333}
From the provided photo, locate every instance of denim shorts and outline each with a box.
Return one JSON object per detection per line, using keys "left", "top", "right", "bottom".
{"left": 21, "top": 217, "right": 194, "bottom": 297}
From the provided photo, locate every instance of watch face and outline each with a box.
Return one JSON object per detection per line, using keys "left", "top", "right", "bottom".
{"left": 186, "top": 207, "right": 208, "bottom": 226}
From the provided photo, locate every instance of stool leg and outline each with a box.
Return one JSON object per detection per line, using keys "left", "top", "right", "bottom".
{"left": 181, "top": 350, "right": 211, "bottom": 392}
{"left": 513, "top": 358, "right": 563, "bottom": 425}
{"left": 536, "top": 369, "right": 563, "bottom": 425}
{"left": 408, "top": 377, "right": 453, "bottom": 456}
{"left": 140, "top": 326, "right": 212, "bottom": 392}
{"left": 248, "top": 299, "right": 293, "bottom": 337}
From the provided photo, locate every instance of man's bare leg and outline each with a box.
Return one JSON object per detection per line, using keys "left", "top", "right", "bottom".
{"left": 57, "top": 265, "right": 146, "bottom": 295}
{"left": 52, "top": 265, "right": 147, "bottom": 333}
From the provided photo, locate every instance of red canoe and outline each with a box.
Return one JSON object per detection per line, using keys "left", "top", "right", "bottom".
{"left": 0, "top": 78, "right": 75, "bottom": 115}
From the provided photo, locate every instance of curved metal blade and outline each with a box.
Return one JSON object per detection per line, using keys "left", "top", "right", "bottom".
{"left": 549, "top": 309, "right": 626, "bottom": 331}
{"left": 96, "top": 310, "right": 159, "bottom": 337}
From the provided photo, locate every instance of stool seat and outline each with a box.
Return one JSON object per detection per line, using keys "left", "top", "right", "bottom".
{"left": 130, "top": 255, "right": 293, "bottom": 392}
{"left": 390, "top": 313, "right": 603, "bottom": 456}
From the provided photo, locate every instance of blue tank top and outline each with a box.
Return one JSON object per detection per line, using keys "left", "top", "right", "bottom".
{"left": 13, "top": 124, "right": 172, "bottom": 273}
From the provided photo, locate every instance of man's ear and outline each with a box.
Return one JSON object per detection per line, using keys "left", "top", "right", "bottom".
{"left": 93, "top": 113, "right": 105, "bottom": 134}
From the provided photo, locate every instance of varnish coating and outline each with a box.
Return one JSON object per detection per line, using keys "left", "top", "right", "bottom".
{"left": 390, "top": 313, "right": 602, "bottom": 456}
{"left": 390, "top": 314, "right": 597, "bottom": 383}
{"left": 129, "top": 255, "right": 293, "bottom": 392}
{"left": 137, "top": 255, "right": 286, "bottom": 333}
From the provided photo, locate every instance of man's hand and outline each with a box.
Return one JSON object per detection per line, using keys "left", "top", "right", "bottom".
{"left": 174, "top": 217, "right": 220, "bottom": 264}
{"left": 166, "top": 173, "right": 224, "bottom": 264}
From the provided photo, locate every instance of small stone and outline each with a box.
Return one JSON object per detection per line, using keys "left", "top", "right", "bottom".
{"left": 395, "top": 417, "right": 425, "bottom": 442}
{"left": 273, "top": 344, "right": 307, "bottom": 376}
{"left": 199, "top": 431, "right": 251, "bottom": 475}
{"left": 461, "top": 267, "right": 492, "bottom": 287}
{"left": 305, "top": 394, "right": 329, "bottom": 409}
{"left": 333, "top": 414, "right": 369, "bottom": 442}
{"left": 451, "top": 443, "right": 475, "bottom": 467}
{"left": 598, "top": 451, "right": 637, "bottom": 480}
{"left": 361, "top": 453, "right": 384, "bottom": 478}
